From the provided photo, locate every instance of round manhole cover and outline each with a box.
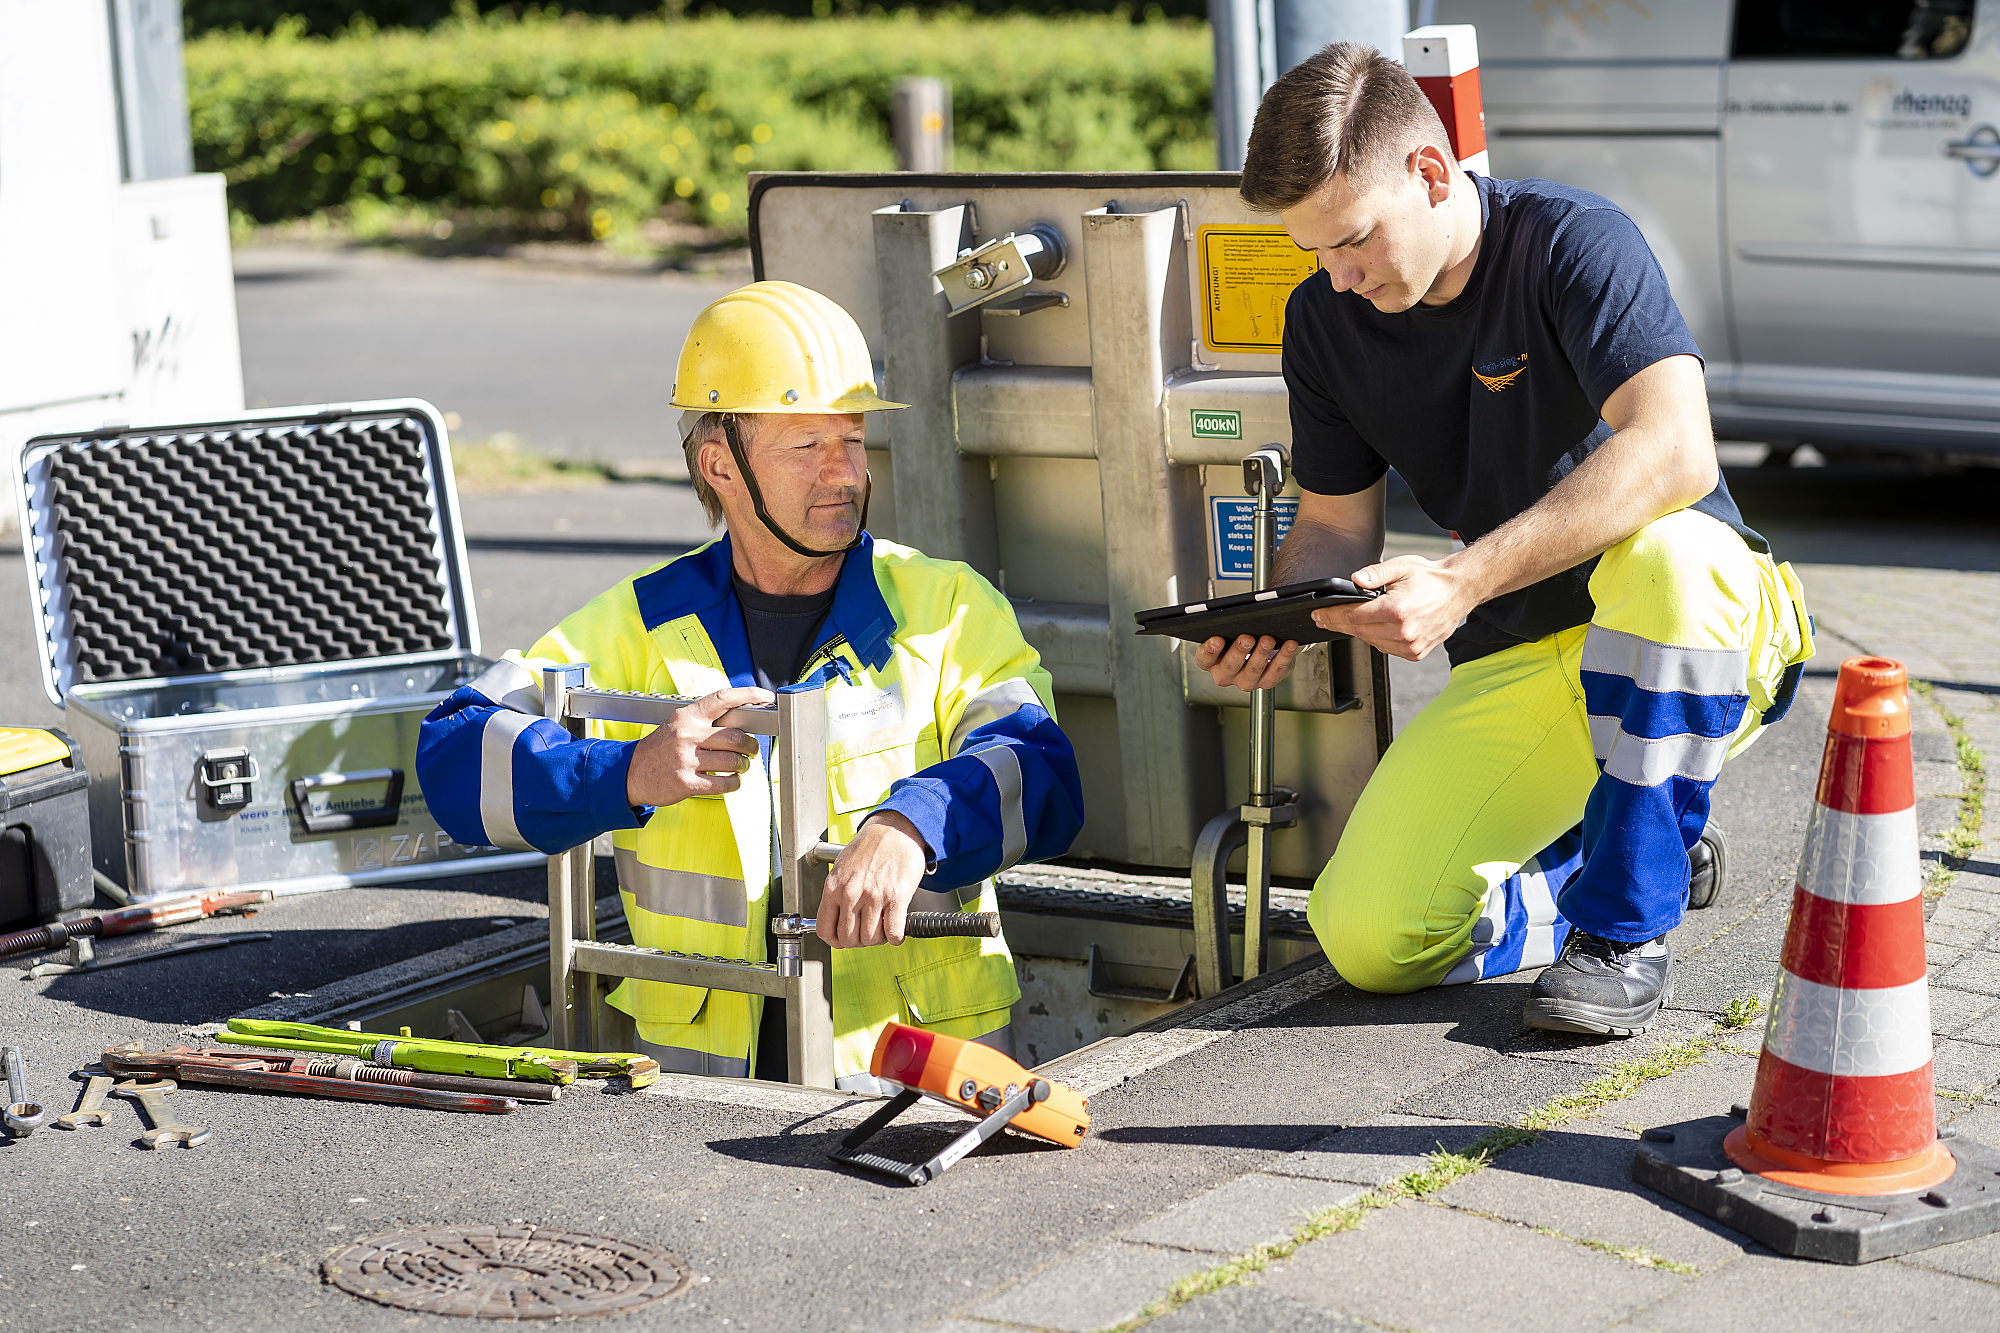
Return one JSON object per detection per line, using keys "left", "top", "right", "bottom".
{"left": 323, "top": 1225, "right": 692, "bottom": 1320}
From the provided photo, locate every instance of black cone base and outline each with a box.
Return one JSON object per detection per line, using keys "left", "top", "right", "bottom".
{"left": 1632, "top": 1113, "right": 2000, "bottom": 1264}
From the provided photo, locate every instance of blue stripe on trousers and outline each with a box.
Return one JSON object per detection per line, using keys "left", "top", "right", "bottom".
{"left": 1581, "top": 672, "right": 1744, "bottom": 741}
{"left": 1443, "top": 828, "right": 1581, "bottom": 984}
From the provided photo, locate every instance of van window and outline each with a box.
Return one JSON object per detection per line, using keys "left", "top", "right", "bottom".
{"left": 1732, "top": 0, "right": 1973, "bottom": 59}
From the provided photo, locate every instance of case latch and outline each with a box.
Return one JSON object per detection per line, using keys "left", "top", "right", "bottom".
{"left": 197, "top": 748, "right": 258, "bottom": 811}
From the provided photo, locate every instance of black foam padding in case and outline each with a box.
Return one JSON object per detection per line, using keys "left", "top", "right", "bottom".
{"left": 39, "top": 416, "right": 456, "bottom": 683}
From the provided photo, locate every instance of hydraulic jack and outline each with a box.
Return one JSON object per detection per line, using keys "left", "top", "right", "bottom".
{"left": 829, "top": 1021, "right": 1090, "bottom": 1186}
{"left": 1191, "top": 445, "right": 1300, "bottom": 996}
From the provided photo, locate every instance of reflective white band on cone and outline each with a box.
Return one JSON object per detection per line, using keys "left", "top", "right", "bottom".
{"left": 1763, "top": 970, "right": 1933, "bottom": 1078}
{"left": 1796, "top": 804, "right": 1919, "bottom": 906}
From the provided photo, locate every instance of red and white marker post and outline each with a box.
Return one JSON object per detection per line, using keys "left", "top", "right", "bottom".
{"left": 1403, "top": 24, "right": 1489, "bottom": 178}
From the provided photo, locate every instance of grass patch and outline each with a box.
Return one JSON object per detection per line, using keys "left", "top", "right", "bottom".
{"left": 1536, "top": 1229, "right": 1701, "bottom": 1275}
{"left": 1720, "top": 995, "right": 1763, "bottom": 1030}
{"left": 449, "top": 434, "right": 612, "bottom": 490}
{"left": 1519, "top": 1035, "right": 1717, "bottom": 1132}
{"left": 1104, "top": 1036, "right": 1723, "bottom": 1331}
{"left": 1911, "top": 679, "right": 1986, "bottom": 870}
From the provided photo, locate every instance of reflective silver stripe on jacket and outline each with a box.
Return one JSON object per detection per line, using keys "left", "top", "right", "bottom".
{"left": 971, "top": 1022, "right": 1015, "bottom": 1060}
{"left": 948, "top": 677, "right": 1044, "bottom": 754}
{"left": 633, "top": 1034, "right": 749, "bottom": 1079}
{"left": 964, "top": 742, "right": 1028, "bottom": 871}
{"left": 614, "top": 846, "right": 750, "bottom": 929}
{"left": 1579, "top": 627, "right": 1749, "bottom": 698}
{"left": 1589, "top": 718, "right": 1735, "bottom": 788}
{"left": 468, "top": 656, "right": 546, "bottom": 715}
{"left": 911, "top": 883, "right": 980, "bottom": 912}
{"left": 478, "top": 710, "right": 538, "bottom": 850}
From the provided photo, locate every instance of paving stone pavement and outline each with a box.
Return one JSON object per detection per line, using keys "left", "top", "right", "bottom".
{"left": 918, "top": 560, "right": 2000, "bottom": 1332}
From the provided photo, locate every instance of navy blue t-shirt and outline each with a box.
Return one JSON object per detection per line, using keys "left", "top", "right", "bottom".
{"left": 1284, "top": 174, "right": 1765, "bottom": 665}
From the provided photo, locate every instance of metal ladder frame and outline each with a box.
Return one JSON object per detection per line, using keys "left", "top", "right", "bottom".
{"left": 540, "top": 665, "right": 841, "bottom": 1088}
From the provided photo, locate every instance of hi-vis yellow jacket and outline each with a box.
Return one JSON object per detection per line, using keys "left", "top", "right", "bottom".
{"left": 417, "top": 534, "right": 1085, "bottom": 1081}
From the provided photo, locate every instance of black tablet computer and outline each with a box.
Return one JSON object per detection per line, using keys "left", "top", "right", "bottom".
{"left": 1133, "top": 578, "right": 1380, "bottom": 646}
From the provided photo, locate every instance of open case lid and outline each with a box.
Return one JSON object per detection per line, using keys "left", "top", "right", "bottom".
{"left": 15, "top": 400, "right": 481, "bottom": 707}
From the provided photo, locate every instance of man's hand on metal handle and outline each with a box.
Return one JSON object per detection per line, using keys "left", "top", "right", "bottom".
{"left": 1194, "top": 634, "right": 1302, "bottom": 693}
{"left": 818, "top": 811, "right": 932, "bottom": 948}
{"left": 624, "top": 686, "right": 774, "bottom": 808}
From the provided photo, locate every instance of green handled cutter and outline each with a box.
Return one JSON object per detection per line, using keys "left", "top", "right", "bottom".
{"left": 218, "top": 1020, "right": 660, "bottom": 1087}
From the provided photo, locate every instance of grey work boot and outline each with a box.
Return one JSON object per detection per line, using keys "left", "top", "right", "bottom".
{"left": 1688, "top": 822, "right": 1728, "bottom": 910}
{"left": 1522, "top": 931, "right": 1672, "bottom": 1037}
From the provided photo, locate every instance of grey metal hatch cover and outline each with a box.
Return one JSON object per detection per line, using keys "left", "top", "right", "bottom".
{"left": 321, "top": 1224, "right": 692, "bottom": 1320}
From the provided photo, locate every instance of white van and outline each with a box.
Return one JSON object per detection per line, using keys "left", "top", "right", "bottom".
{"left": 1438, "top": 0, "right": 1998, "bottom": 463}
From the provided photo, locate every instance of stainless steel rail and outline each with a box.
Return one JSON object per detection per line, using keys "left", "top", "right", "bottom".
{"left": 1190, "top": 446, "right": 1302, "bottom": 996}
{"left": 541, "top": 670, "right": 841, "bottom": 1088}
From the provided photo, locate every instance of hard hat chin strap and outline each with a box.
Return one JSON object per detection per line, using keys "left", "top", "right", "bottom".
{"left": 721, "top": 416, "right": 868, "bottom": 560}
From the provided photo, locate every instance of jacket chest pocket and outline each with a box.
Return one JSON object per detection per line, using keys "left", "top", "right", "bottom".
{"left": 823, "top": 671, "right": 928, "bottom": 816}
{"left": 828, "top": 740, "right": 921, "bottom": 815}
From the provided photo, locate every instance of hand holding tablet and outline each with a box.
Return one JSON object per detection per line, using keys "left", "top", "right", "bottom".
{"left": 1133, "top": 577, "right": 1381, "bottom": 646}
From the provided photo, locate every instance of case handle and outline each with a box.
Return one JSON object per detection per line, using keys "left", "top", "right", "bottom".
{"left": 288, "top": 768, "right": 405, "bottom": 835}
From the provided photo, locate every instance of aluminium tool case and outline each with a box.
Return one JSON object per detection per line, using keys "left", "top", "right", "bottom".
{"left": 14, "top": 400, "right": 544, "bottom": 899}
{"left": 0, "top": 728, "right": 93, "bottom": 927}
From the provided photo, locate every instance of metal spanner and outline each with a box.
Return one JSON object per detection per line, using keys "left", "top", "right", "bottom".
{"left": 3, "top": 1046, "right": 47, "bottom": 1138}
{"left": 112, "top": 1078, "right": 212, "bottom": 1149}
{"left": 55, "top": 1071, "right": 114, "bottom": 1129}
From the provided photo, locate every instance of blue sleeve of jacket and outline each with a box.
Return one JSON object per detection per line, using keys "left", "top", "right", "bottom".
{"left": 872, "top": 688, "right": 1083, "bottom": 893}
{"left": 417, "top": 678, "right": 651, "bottom": 856}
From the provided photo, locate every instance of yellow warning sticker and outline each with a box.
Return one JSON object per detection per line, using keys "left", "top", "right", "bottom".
{"left": 1198, "top": 226, "right": 1321, "bottom": 355}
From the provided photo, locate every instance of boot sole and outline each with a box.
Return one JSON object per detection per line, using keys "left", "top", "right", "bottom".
{"left": 1523, "top": 975, "right": 1674, "bottom": 1038}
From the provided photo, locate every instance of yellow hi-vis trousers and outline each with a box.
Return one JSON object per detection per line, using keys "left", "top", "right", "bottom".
{"left": 1309, "top": 508, "right": 1814, "bottom": 993}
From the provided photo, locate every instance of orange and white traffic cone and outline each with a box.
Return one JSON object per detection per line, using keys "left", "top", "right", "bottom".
{"left": 1634, "top": 656, "right": 2000, "bottom": 1263}
{"left": 1729, "top": 655, "right": 1951, "bottom": 1194}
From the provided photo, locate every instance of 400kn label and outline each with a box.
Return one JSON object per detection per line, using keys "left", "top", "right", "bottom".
{"left": 1199, "top": 226, "right": 1321, "bottom": 355}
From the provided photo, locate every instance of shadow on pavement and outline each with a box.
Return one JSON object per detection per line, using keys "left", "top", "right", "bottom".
{"left": 1253, "top": 976, "right": 1538, "bottom": 1054}
{"left": 1095, "top": 1122, "right": 1339, "bottom": 1150}
{"left": 13, "top": 863, "right": 586, "bottom": 1028}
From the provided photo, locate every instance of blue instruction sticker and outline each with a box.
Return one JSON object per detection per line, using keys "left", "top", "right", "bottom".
{"left": 1210, "top": 497, "right": 1297, "bottom": 580}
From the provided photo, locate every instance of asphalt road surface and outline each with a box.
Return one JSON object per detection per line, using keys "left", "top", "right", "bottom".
{"left": 232, "top": 244, "right": 736, "bottom": 464}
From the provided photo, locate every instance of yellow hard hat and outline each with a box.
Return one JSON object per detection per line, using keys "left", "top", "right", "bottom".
{"left": 671, "top": 281, "right": 906, "bottom": 431}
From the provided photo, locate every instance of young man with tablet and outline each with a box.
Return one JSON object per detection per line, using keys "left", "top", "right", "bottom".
{"left": 1194, "top": 43, "right": 1814, "bottom": 1036}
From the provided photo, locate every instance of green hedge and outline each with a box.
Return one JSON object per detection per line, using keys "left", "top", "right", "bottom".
{"left": 188, "top": 12, "right": 1216, "bottom": 240}
{"left": 184, "top": 1, "right": 1209, "bottom": 35}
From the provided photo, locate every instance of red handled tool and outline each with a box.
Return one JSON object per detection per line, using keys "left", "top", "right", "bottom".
{"left": 100, "top": 1046, "right": 521, "bottom": 1115}
{"left": 0, "top": 888, "right": 273, "bottom": 960}
{"left": 830, "top": 1022, "right": 1090, "bottom": 1186}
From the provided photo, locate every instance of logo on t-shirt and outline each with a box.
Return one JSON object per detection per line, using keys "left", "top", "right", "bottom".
{"left": 1473, "top": 353, "right": 1528, "bottom": 393}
